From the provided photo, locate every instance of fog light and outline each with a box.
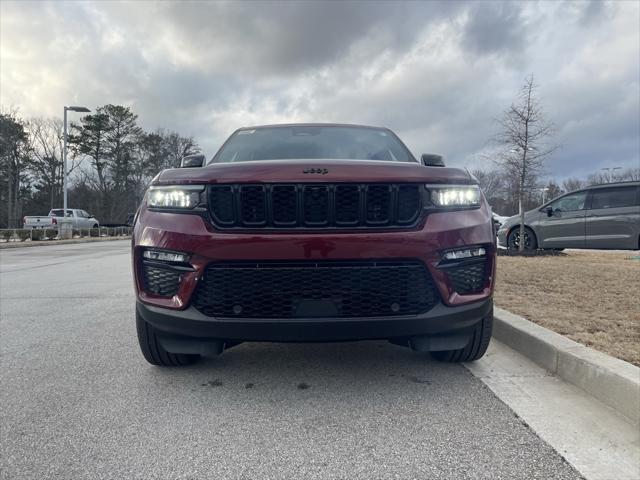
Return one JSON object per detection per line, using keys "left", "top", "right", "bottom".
{"left": 442, "top": 247, "right": 485, "bottom": 261}
{"left": 143, "top": 249, "right": 190, "bottom": 263}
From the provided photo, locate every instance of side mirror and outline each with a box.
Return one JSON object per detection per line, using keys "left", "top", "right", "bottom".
{"left": 180, "top": 154, "right": 205, "bottom": 168}
{"left": 546, "top": 206, "right": 554, "bottom": 217}
{"left": 421, "top": 153, "right": 445, "bottom": 167}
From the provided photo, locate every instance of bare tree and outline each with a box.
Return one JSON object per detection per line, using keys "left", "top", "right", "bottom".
{"left": 620, "top": 167, "right": 640, "bottom": 181}
{"left": 494, "top": 75, "right": 558, "bottom": 251}
{"left": 471, "top": 168, "right": 504, "bottom": 201}
{"left": 562, "top": 177, "right": 585, "bottom": 193}
{"left": 163, "top": 130, "right": 200, "bottom": 168}
{"left": 26, "top": 117, "right": 83, "bottom": 210}
{"left": 588, "top": 167, "right": 640, "bottom": 185}
{"left": 542, "top": 180, "right": 563, "bottom": 203}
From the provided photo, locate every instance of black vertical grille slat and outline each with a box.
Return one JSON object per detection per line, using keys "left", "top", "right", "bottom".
{"left": 366, "top": 185, "right": 392, "bottom": 225}
{"left": 193, "top": 260, "right": 439, "bottom": 318}
{"left": 335, "top": 185, "right": 360, "bottom": 225}
{"left": 207, "top": 183, "right": 422, "bottom": 230}
{"left": 240, "top": 185, "right": 266, "bottom": 225}
{"left": 397, "top": 185, "right": 421, "bottom": 223}
{"left": 303, "top": 185, "right": 329, "bottom": 225}
{"left": 272, "top": 185, "right": 298, "bottom": 225}
{"left": 209, "top": 186, "right": 235, "bottom": 224}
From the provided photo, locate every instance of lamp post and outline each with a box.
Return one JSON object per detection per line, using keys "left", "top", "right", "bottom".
{"left": 540, "top": 187, "right": 549, "bottom": 204}
{"left": 62, "top": 105, "right": 90, "bottom": 238}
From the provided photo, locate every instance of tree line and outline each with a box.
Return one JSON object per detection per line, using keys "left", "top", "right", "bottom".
{"left": 0, "top": 105, "right": 199, "bottom": 227}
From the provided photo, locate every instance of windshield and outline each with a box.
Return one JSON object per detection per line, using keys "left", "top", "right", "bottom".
{"left": 211, "top": 125, "right": 416, "bottom": 163}
{"left": 50, "top": 209, "right": 72, "bottom": 217}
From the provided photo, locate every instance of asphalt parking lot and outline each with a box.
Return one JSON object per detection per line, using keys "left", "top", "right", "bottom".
{"left": 0, "top": 241, "right": 582, "bottom": 479}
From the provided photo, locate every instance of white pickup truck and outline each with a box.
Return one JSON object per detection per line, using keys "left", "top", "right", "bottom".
{"left": 23, "top": 209, "right": 100, "bottom": 229}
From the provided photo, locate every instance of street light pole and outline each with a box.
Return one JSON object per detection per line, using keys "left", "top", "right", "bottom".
{"left": 62, "top": 105, "right": 91, "bottom": 238}
{"left": 63, "top": 107, "right": 68, "bottom": 215}
{"left": 540, "top": 187, "right": 549, "bottom": 204}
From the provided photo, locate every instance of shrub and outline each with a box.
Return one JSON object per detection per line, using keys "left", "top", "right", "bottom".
{"left": 90, "top": 228, "right": 100, "bottom": 237}
{"left": 2, "top": 230, "right": 13, "bottom": 242}
{"left": 45, "top": 229, "right": 58, "bottom": 240}
{"left": 72, "top": 229, "right": 80, "bottom": 238}
{"left": 17, "top": 229, "right": 31, "bottom": 242}
{"left": 31, "top": 229, "right": 44, "bottom": 241}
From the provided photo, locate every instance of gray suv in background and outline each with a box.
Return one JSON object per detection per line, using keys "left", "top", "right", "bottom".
{"left": 497, "top": 181, "right": 640, "bottom": 250}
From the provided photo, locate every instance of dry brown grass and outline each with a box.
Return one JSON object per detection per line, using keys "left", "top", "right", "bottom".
{"left": 494, "top": 250, "right": 640, "bottom": 366}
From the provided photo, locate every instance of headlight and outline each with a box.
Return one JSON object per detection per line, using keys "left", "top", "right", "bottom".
{"left": 147, "top": 185, "right": 204, "bottom": 209}
{"left": 426, "top": 184, "right": 481, "bottom": 208}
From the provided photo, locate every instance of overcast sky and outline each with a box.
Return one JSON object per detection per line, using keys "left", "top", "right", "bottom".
{"left": 1, "top": 0, "right": 639, "bottom": 179}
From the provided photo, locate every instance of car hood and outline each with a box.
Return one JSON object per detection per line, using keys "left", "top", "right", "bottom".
{"left": 153, "top": 159, "right": 474, "bottom": 185}
{"left": 501, "top": 207, "right": 542, "bottom": 229}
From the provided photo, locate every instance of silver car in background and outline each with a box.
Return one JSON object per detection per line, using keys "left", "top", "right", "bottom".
{"left": 497, "top": 181, "right": 640, "bottom": 250}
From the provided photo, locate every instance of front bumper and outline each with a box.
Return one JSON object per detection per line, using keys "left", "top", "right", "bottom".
{"left": 137, "top": 297, "right": 493, "bottom": 343}
{"left": 133, "top": 205, "right": 496, "bottom": 310}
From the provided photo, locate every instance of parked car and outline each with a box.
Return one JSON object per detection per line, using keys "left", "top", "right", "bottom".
{"left": 132, "top": 123, "right": 495, "bottom": 366}
{"left": 492, "top": 212, "right": 509, "bottom": 234}
{"left": 23, "top": 209, "right": 99, "bottom": 229}
{"left": 497, "top": 181, "right": 640, "bottom": 250}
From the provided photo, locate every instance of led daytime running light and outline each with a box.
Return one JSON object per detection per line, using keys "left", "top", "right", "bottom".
{"left": 442, "top": 247, "right": 486, "bottom": 261}
{"left": 143, "top": 249, "right": 190, "bottom": 263}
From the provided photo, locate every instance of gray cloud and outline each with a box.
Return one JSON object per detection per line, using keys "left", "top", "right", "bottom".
{"left": 144, "top": 1, "right": 466, "bottom": 75}
{"left": 1, "top": 0, "right": 638, "bottom": 181}
{"left": 461, "top": 2, "right": 530, "bottom": 58}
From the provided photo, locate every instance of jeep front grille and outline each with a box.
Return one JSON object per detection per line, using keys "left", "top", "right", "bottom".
{"left": 192, "top": 260, "right": 439, "bottom": 318}
{"left": 207, "top": 183, "right": 422, "bottom": 230}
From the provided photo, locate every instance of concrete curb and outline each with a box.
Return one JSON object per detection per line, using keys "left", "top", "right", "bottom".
{"left": 0, "top": 237, "right": 131, "bottom": 249}
{"left": 493, "top": 307, "right": 640, "bottom": 423}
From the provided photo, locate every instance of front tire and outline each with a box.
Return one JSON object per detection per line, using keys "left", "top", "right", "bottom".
{"left": 431, "top": 308, "right": 493, "bottom": 362}
{"left": 507, "top": 227, "right": 537, "bottom": 251}
{"left": 136, "top": 312, "right": 200, "bottom": 366}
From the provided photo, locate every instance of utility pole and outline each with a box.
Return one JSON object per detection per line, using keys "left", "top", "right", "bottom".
{"left": 62, "top": 105, "right": 90, "bottom": 238}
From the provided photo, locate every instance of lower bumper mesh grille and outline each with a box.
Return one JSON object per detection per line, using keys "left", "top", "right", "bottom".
{"left": 445, "top": 261, "right": 487, "bottom": 294}
{"left": 142, "top": 263, "right": 182, "bottom": 297}
{"left": 192, "top": 260, "right": 439, "bottom": 318}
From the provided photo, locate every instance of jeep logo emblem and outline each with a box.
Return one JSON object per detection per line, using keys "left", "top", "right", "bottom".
{"left": 303, "top": 168, "right": 329, "bottom": 175}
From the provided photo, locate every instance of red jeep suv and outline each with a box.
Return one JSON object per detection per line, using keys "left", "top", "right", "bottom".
{"left": 132, "top": 124, "right": 495, "bottom": 366}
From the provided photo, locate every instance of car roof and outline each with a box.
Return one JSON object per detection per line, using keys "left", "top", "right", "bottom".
{"left": 237, "top": 123, "right": 391, "bottom": 131}
{"left": 584, "top": 181, "right": 640, "bottom": 190}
